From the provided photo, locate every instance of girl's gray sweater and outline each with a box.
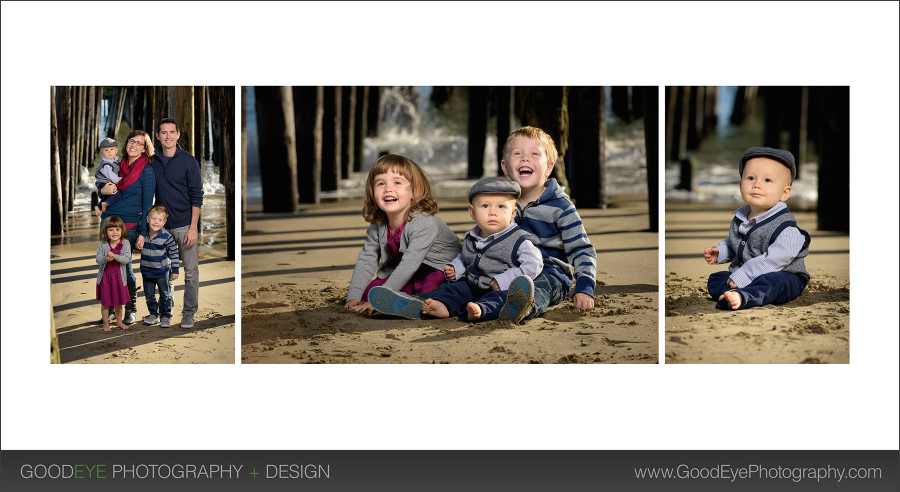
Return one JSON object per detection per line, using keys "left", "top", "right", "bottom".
{"left": 347, "top": 212, "right": 462, "bottom": 302}
{"left": 95, "top": 239, "right": 132, "bottom": 286}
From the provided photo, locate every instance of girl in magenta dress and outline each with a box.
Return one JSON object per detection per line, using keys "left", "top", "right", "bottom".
{"left": 96, "top": 216, "right": 132, "bottom": 332}
{"left": 345, "top": 155, "right": 462, "bottom": 315}
{"left": 360, "top": 221, "right": 446, "bottom": 301}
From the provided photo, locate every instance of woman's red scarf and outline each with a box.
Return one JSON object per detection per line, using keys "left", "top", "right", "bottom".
{"left": 117, "top": 154, "right": 150, "bottom": 191}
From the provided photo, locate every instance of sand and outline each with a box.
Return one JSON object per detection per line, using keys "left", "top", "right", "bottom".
{"left": 664, "top": 202, "right": 850, "bottom": 364}
{"left": 241, "top": 195, "right": 659, "bottom": 364}
{"left": 50, "top": 196, "right": 235, "bottom": 364}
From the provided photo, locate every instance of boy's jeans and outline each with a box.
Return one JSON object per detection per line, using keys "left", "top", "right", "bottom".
{"left": 143, "top": 275, "right": 173, "bottom": 318}
{"left": 525, "top": 271, "right": 568, "bottom": 320}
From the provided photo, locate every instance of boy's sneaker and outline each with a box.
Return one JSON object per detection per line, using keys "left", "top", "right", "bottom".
{"left": 142, "top": 315, "right": 160, "bottom": 325}
{"left": 368, "top": 286, "right": 424, "bottom": 319}
{"left": 160, "top": 317, "right": 171, "bottom": 328}
{"left": 499, "top": 275, "right": 535, "bottom": 324}
{"left": 180, "top": 315, "right": 194, "bottom": 329}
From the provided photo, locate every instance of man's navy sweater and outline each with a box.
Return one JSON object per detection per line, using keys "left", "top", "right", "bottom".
{"left": 150, "top": 145, "right": 204, "bottom": 230}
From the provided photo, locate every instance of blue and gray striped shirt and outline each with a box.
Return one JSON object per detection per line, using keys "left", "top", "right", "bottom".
{"left": 140, "top": 227, "right": 180, "bottom": 279}
{"left": 514, "top": 178, "right": 597, "bottom": 297}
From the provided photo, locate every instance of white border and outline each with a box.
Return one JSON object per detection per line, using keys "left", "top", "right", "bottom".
{"left": 3, "top": 1, "right": 898, "bottom": 451}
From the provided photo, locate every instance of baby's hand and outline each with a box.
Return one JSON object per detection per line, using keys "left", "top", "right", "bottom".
{"left": 573, "top": 292, "right": 595, "bottom": 311}
{"left": 727, "top": 278, "right": 737, "bottom": 289}
{"left": 444, "top": 264, "right": 456, "bottom": 281}
{"left": 490, "top": 279, "right": 500, "bottom": 291}
{"left": 170, "top": 273, "right": 179, "bottom": 280}
{"left": 704, "top": 247, "right": 719, "bottom": 264}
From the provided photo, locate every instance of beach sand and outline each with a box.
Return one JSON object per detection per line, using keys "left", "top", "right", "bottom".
{"left": 664, "top": 202, "right": 849, "bottom": 364}
{"left": 50, "top": 197, "right": 235, "bottom": 364}
{"left": 241, "top": 195, "right": 659, "bottom": 364}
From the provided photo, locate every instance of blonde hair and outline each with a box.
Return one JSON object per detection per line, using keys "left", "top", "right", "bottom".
{"left": 121, "top": 130, "right": 155, "bottom": 162}
{"left": 502, "top": 126, "right": 559, "bottom": 164}
{"left": 147, "top": 204, "right": 169, "bottom": 219}
{"left": 100, "top": 216, "right": 126, "bottom": 243}
{"left": 362, "top": 154, "right": 437, "bottom": 224}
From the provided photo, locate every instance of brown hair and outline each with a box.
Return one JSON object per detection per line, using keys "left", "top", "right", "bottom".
{"left": 100, "top": 216, "right": 126, "bottom": 243}
{"left": 502, "top": 126, "right": 559, "bottom": 164}
{"left": 147, "top": 204, "right": 169, "bottom": 219}
{"left": 157, "top": 117, "right": 180, "bottom": 134}
{"left": 362, "top": 154, "right": 437, "bottom": 224}
{"left": 121, "top": 130, "right": 155, "bottom": 162}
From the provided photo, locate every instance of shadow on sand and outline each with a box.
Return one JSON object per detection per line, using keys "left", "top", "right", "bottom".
{"left": 58, "top": 314, "right": 235, "bottom": 363}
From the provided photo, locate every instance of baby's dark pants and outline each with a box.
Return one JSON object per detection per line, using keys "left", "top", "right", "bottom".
{"left": 707, "top": 271, "right": 807, "bottom": 310}
{"left": 426, "top": 281, "right": 506, "bottom": 321}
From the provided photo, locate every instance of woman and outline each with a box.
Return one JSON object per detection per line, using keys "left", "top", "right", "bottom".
{"left": 99, "top": 130, "right": 156, "bottom": 324}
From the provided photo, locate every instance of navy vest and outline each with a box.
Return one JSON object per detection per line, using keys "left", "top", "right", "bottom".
{"left": 727, "top": 207, "right": 811, "bottom": 282}
{"left": 461, "top": 227, "right": 533, "bottom": 290}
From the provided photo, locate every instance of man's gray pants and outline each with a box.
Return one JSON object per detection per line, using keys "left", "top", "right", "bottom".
{"left": 168, "top": 225, "right": 199, "bottom": 318}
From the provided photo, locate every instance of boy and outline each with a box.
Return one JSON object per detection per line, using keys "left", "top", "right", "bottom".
{"left": 93, "top": 137, "right": 122, "bottom": 216}
{"left": 368, "top": 177, "right": 543, "bottom": 323}
{"left": 140, "top": 204, "right": 180, "bottom": 327}
{"left": 704, "top": 147, "right": 811, "bottom": 310}
{"left": 499, "top": 126, "right": 597, "bottom": 322}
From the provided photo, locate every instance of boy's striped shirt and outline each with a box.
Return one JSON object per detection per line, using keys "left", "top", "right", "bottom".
{"left": 514, "top": 178, "right": 597, "bottom": 297}
{"left": 140, "top": 227, "right": 180, "bottom": 279}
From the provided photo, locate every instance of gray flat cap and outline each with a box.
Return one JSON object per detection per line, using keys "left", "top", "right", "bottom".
{"left": 468, "top": 177, "right": 521, "bottom": 203}
{"left": 99, "top": 137, "right": 118, "bottom": 148}
{"left": 739, "top": 147, "right": 796, "bottom": 182}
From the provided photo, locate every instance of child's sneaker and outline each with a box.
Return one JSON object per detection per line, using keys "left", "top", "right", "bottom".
{"left": 160, "top": 317, "right": 171, "bottom": 328}
{"left": 142, "top": 315, "right": 159, "bottom": 325}
{"left": 180, "top": 315, "right": 194, "bottom": 329}
{"left": 368, "top": 286, "right": 424, "bottom": 319}
{"left": 499, "top": 275, "right": 535, "bottom": 324}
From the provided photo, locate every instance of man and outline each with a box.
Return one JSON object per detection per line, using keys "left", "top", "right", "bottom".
{"left": 137, "top": 118, "right": 203, "bottom": 329}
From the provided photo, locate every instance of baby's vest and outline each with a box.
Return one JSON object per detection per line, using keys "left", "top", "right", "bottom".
{"left": 461, "top": 227, "right": 532, "bottom": 290}
{"left": 726, "top": 208, "right": 811, "bottom": 282}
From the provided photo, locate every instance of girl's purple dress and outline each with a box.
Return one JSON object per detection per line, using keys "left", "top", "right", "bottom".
{"left": 361, "top": 223, "right": 446, "bottom": 302}
{"left": 96, "top": 241, "right": 129, "bottom": 307}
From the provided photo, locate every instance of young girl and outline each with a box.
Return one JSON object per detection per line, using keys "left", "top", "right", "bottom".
{"left": 345, "top": 154, "right": 462, "bottom": 315}
{"left": 96, "top": 216, "right": 132, "bottom": 332}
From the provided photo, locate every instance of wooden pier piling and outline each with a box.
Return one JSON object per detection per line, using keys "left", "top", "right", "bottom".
{"left": 467, "top": 86, "right": 489, "bottom": 178}
{"left": 293, "top": 86, "right": 323, "bottom": 205}
{"left": 254, "top": 86, "right": 299, "bottom": 213}
{"left": 642, "top": 86, "right": 659, "bottom": 232}
{"left": 321, "top": 86, "right": 340, "bottom": 192}
{"left": 568, "top": 86, "right": 606, "bottom": 208}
